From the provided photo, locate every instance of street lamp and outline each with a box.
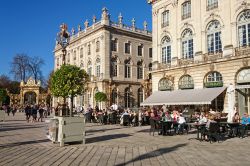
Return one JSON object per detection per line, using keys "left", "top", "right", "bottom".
{"left": 56, "top": 23, "right": 70, "bottom": 65}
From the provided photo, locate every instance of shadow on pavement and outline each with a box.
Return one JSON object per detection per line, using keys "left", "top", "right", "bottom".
{"left": 0, "top": 125, "right": 44, "bottom": 132}
{"left": 86, "top": 127, "right": 123, "bottom": 134}
{"left": 115, "top": 143, "right": 187, "bottom": 166}
{"left": 86, "top": 134, "right": 131, "bottom": 144}
{"left": 0, "top": 139, "right": 50, "bottom": 148}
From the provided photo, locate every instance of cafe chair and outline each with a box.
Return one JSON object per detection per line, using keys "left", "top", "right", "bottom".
{"left": 206, "top": 122, "right": 221, "bottom": 143}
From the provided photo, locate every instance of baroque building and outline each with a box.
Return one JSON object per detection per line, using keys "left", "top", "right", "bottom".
{"left": 147, "top": 0, "right": 250, "bottom": 115}
{"left": 54, "top": 8, "right": 152, "bottom": 109}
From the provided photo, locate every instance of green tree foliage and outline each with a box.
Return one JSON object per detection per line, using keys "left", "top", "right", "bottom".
{"left": 0, "top": 88, "right": 8, "bottom": 106}
{"left": 94, "top": 92, "right": 108, "bottom": 102}
{"left": 51, "top": 65, "right": 88, "bottom": 116}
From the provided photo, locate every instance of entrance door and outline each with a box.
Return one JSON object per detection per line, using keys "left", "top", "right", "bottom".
{"left": 237, "top": 88, "right": 250, "bottom": 115}
{"left": 243, "top": 88, "right": 250, "bottom": 114}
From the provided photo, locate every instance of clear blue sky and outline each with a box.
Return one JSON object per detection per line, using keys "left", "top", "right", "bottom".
{"left": 0, "top": 0, "right": 152, "bottom": 80}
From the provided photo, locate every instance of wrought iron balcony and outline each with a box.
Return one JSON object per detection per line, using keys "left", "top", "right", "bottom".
{"left": 235, "top": 45, "right": 250, "bottom": 56}
{"left": 203, "top": 52, "right": 222, "bottom": 62}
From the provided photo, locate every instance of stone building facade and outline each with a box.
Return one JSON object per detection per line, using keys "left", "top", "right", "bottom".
{"left": 148, "top": 0, "right": 250, "bottom": 115}
{"left": 54, "top": 8, "right": 152, "bottom": 109}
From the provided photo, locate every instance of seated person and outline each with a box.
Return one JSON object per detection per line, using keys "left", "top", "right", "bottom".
{"left": 162, "top": 112, "right": 172, "bottom": 122}
{"left": 241, "top": 113, "right": 250, "bottom": 125}
{"left": 199, "top": 113, "right": 208, "bottom": 124}
{"left": 232, "top": 112, "right": 240, "bottom": 123}
{"left": 120, "top": 110, "right": 129, "bottom": 125}
{"left": 177, "top": 114, "right": 186, "bottom": 133}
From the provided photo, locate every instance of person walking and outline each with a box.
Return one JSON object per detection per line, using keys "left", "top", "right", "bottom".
{"left": 38, "top": 106, "right": 44, "bottom": 122}
{"left": 31, "top": 105, "right": 38, "bottom": 122}
{"left": 25, "top": 105, "right": 31, "bottom": 123}
{"left": 12, "top": 106, "right": 17, "bottom": 116}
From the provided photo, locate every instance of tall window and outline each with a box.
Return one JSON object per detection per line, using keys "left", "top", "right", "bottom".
{"left": 88, "top": 44, "right": 91, "bottom": 55}
{"left": 96, "top": 58, "right": 101, "bottom": 77}
{"left": 73, "top": 51, "right": 77, "bottom": 61}
{"left": 149, "top": 48, "right": 153, "bottom": 58}
{"left": 125, "top": 42, "right": 131, "bottom": 54}
{"left": 111, "top": 39, "right": 118, "bottom": 51}
{"left": 124, "top": 59, "right": 131, "bottom": 78}
{"left": 182, "top": 29, "right": 194, "bottom": 59}
{"left": 207, "top": 0, "right": 218, "bottom": 11}
{"left": 138, "top": 44, "right": 143, "bottom": 56}
{"left": 162, "top": 10, "right": 169, "bottom": 27}
{"left": 148, "top": 63, "right": 152, "bottom": 80}
{"left": 67, "top": 53, "right": 70, "bottom": 63}
{"left": 96, "top": 41, "right": 100, "bottom": 52}
{"left": 207, "top": 20, "right": 222, "bottom": 53}
{"left": 238, "top": 10, "right": 250, "bottom": 47}
{"left": 111, "top": 58, "right": 117, "bottom": 77}
{"left": 161, "top": 36, "right": 171, "bottom": 64}
{"left": 124, "top": 87, "right": 131, "bottom": 108}
{"left": 182, "top": 1, "right": 191, "bottom": 20}
{"left": 111, "top": 88, "right": 118, "bottom": 104}
{"left": 204, "top": 71, "right": 223, "bottom": 88}
{"left": 56, "top": 57, "right": 59, "bottom": 67}
{"left": 80, "top": 60, "right": 84, "bottom": 68}
{"left": 80, "top": 48, "right": 83, "bottom": 58}
{"left": 138, "top": 88, "right": 143, "bottom": 107}
{"left": 137, "top": 61, "right": 143, "bottom": 79}
{"left": 87, "top": 61, "right": 92, "bottom": 76}
{"left": 179, "top": 75, "right": 194, "bottom": 89}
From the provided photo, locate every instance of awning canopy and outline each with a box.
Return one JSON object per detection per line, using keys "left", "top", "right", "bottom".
{"left": 235, "top": 84, "right": 250, "bottom": 89}
{"left": 141, "top": 87, "right": 227, "bottom": 106}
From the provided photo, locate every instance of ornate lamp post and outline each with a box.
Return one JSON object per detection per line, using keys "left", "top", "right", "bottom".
{"left": 56, "top": 23, "right": 70, "bottom": 65}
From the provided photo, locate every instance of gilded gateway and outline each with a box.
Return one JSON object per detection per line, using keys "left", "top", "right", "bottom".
{"left": 8, "top": 77, "right": 49, "bottom": 106}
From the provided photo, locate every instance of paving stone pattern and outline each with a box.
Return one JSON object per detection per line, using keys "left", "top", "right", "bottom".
{"left": 0, "top": 113, "right": 250, "bottom": 166}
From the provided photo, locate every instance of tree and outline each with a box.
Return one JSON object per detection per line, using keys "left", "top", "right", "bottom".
{"left": 28, "top": 56, "right": 44, "bottom": 83}
{"left": 10, "top": 54, "right": 30, "bottom": 82}
{"left": 0, "top": 75, "right": 11, "bottom": 89}
{"left": 0, "top": 88, "right": 8, "bottom": 106}
{"left": 95, "top": 92, "right": 108, "bottom": 102}
{"left": 10, "top": 54, "right": 45, "bottom": 83}
{"left": 51, "top": 65, "right": 89, "bottom": 116}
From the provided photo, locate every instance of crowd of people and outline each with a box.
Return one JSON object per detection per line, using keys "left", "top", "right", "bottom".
{"left": 0, "top": 104, "right": 51, "bottom": 123}
{"left": 24, "top": 104, "right": 51, "bottom": 123}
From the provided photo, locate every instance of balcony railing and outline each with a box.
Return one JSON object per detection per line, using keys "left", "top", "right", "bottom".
{"left": 178, "top": 58, "right": 194, "bottom": 66}
{"left": 182, "top": 13, "right": 191, "bottom": 20}
{"left": 235, "top": 46, "right": 250, "bottom": 56}
{"left": 206, "top": 3, "right": 218, "bottom": 11}
{"left": 204, "top": 81, "right": 223, "bottom": 88}
{"left": 161, "top": 22, "right": 169, "bottom": 28}
{"left": 179, "top": 84, "right": 194, "bottom": 90}
{"left": 203, "top": 52, "right": 222, "bottom": 61}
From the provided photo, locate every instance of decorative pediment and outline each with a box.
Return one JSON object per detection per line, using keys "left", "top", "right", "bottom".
{"left": 23, "top": 77, "right": 40, "bottom": 87}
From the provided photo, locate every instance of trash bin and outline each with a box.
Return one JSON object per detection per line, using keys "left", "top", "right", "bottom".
{"left": 45, "top": 118, "right": 58, "bottom": 143}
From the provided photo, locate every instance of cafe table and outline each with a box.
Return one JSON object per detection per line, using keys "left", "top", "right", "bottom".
{"left": 187, "top": 123, "right": 206, "bottom": 140}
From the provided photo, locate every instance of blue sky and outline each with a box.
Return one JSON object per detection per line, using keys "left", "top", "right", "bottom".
{"left": 0, "top": 0, "right": 152, "bottom": 80}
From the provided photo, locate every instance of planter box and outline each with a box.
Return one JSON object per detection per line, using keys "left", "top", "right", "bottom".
{"left": 54, "top": 116, "right": 85, "bottom": 147}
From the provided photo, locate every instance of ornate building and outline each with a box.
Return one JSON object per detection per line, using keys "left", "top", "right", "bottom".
{"left": 54, "top": 8, "right": 152, "bottom": 109}
{"left": 147, "top": 0, "right": 250, "bottom": 115}
{"left": 8, "top": 77, "right": 48, "bottom": 106}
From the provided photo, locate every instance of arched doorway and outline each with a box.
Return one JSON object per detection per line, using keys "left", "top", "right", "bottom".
{"left": 236, "top": 68, "right": 250, "bottom": 115}
{"left": 24, "top": 91, "right": 37, "bottom": 105}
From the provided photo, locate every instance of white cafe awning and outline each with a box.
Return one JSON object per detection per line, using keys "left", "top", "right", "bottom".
{"left": 141, "top": 87, "right": 227, "bottom": 106}
{"left": 235, "top": 84, "right": 250, "bottom": 89}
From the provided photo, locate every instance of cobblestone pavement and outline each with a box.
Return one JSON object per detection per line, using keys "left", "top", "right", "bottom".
{"left": 0, "top": 113, "right": 250, "bottom": 166}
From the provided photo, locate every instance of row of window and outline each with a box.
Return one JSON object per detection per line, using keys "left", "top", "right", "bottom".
{"left": 158, "top": 71, "right": 223, "bottom": 91}
{"left": 83, "top": 57, "right": 152, "bottom": 79}
{"left": 111, "top": 39, "right": 153, "bottom": 58}
{"left": 161, "top": 10, "right": 250, "bottom": 64}
{"left": 111, "top": 58, "right": 152, "bottom": 79}
{"left": 111, "top": 87, "right": 144, "bottom": 108}
{"left": 162, "top": 0, "right": 218, "bottom": 27}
